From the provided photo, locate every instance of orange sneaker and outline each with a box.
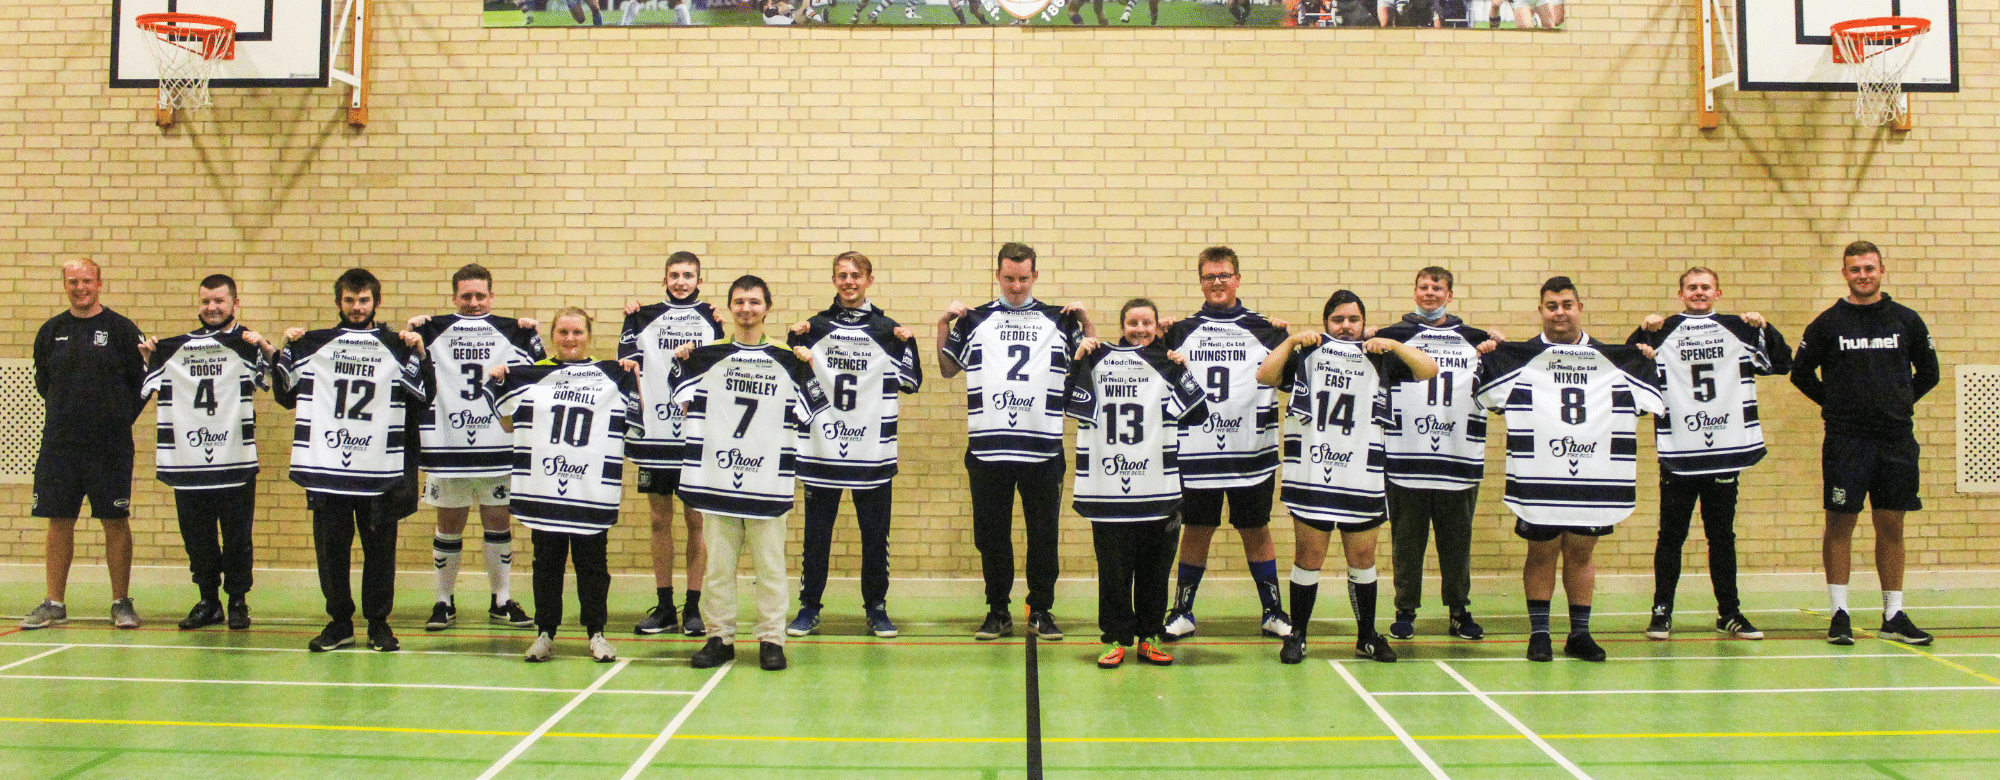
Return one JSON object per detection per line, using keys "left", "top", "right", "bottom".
{"left": 1137, "top": 639, "right": 1174, "bottom": 666}
{"left": 1096, "top": 643, "right": 1127, "bottom": 669}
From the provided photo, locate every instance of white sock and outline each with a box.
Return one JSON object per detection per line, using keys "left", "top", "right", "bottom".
{"left": 675, "top": 3, "right": 692, "bottom": 23}
{"left": 1828, "top": 583, "right": 1849, "bottom": 614}
{"left": 1290, "top": 565, "right": 1320, "bottom": 587}
{"left": 1348, "top": 566, "right": 1378, "bottom": 585}
{"left": 485, "top": 530, "right": 515, "bottom": 604}
{"left": 1883, "top": 590, "right": 1904, "bottom": 619}
{"left": 433, "top": 532, "right": 464, "bottom": 604}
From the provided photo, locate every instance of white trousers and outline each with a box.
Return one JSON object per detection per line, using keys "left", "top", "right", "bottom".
{"left": 701, "top": 511, "right": 790, "bottom": 645}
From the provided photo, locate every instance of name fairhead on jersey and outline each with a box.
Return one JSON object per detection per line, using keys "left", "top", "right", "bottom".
{"left": 1278, "top": 339, "right": 1411, "bottom": 523}
{"left": 620, "top": 300, "right": 725, "bottom": 470}
{"left": 1163, "top": 305, "right": 1289, "bottom": 488}
{"left": 144, "top": 325, "right": 269, "bottom": 490}
{"left": 493, "top": 360, "right": 639, "bottom": 535}
{"left": 789, "top": 304, "right": 923, "bottom": 489}
{"left": 275, "top": 325, "right": 426, "bottom": 497}
{"left": 1065, "top": 344, "right": 1207, "bottom": 522}
{"left": 1628, "top": 313, "right": 1791, "bottom": 476}
{"left": 943, "top": 300, "right": 1084, "bottom": 463}
{"left": 671, "top": 342, "right": 829, "bottom": 519}
{"left": 414, "top": 314, "right": 544, "bottom": 477}
{"left": 1376, "top": 318, "right": 1490, "bottom": 490}
{"left": 1474, "top": 336, "right": 1664, "bottom": 527}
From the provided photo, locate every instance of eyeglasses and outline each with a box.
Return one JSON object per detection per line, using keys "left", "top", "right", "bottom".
{"left": 1200, "top": 273, "right": 1237, "bottom": 284}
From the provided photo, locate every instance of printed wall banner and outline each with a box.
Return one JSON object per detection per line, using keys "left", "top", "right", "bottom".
{"left": 480, "top": 0, "right": 1570, "bottom": 28}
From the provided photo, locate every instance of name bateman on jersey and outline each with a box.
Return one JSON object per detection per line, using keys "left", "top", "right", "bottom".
{"left": 1432, "top": 355, "right": 1472, "bottom": 370}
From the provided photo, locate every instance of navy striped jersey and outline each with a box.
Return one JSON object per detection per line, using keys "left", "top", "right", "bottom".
{"left": 942, "top": 300, "right": 1085, "bottom": 463}
{"left": 1376, "top": 316, "right": 1491, "bottom": 490}
{"left": 1474, "top": 336, "right": 1664, "bottom": 527}
{"left": 412, "top": 314, "right": 544, "bottom": 477}
{"left": 619, "top": 299, "right": 725, "bottom": 470}
{"left": 788, "top": 303, "right": 923, "bottom": 488}
{"left": 1064, "top": 344, "right": 1208, "bottom": 522}
{"left": 273, "top": 325, "right": 426, "bottom": 497}
{"left": 1163, "top": 305, "right": 1290, "bottom": 488}
{"left": 1278, "top": 339, "right": 1413, "bottom": 523}
{"left": 671, "top": 342, "right": 829, "bottom": 519}
{"left": 493, "top": 360, "right": 639, "bottom": 535}
{"left": 143, "top": 325, "right": 268, "bottom": 490}
{"left": 1627, "top": 313, "right": 1792, "bottom": 476}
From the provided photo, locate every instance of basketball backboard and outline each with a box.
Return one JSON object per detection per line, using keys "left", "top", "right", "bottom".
{"left": 111, "top": 0, "right": 333, "bottom": 88}
{"left": 1736, "top": 0, "right": 1957, "bottom": 92}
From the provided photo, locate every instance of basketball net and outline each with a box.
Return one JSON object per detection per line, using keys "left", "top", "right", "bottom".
{"left": 1832, "top": 18, "right": 1929, "bottom": 127}
{"left": 136, "top": 15, "right": 236, "bottom": 113}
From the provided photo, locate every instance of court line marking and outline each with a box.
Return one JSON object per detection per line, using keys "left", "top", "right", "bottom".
{"left": 0, "top": 672, "right": 693, "bottom": 695}
{"left": 1874, "top": 639, "right": 2000, "bottom": 686}
{"left": 1440, "top": 652, "right": 1994, "bottom": 663}
{"left": 0, "top": 640, "right": 691, "bottom": 662}
{"left": 1329, "top": 659, "right": 1451, "bottom": 780}
{"left": 618, "top": 661, "right": 733, "bottom": 780}
{"left": 0, "top": 644, "right": 71, "bottom": 672}
{"left": 474, "top": 658, "right": 631, "bottom": 780}
{"left": 1436, "top": 660, "right": 1594, "bottom": 780}
{"left": 1373, "top": 685, "right": 2000, "bottom": 697}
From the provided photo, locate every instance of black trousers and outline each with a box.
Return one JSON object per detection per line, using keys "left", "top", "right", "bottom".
{"left": 1654, "top": 471, "right": 1741, "bottom": 616}
{"left": 798, "top": 483, "right": 893, "bottom": 610}
{"left": 175, "top": 485, "right": 256, "bottom": 597}
{"left": 1092, "top": 517, "right": 1179, "bottom": 645}
{"left": 310, "top": 493, "right": 397, "bottom": 625}
{"left": 532, "top": 529, "right": 611, "bottom": 636}
{"left": 1387, "top": 483, "right": 1477, "bottom": 613}
{"left": 966, "top": 452, "right": 1065, "bottom": 612}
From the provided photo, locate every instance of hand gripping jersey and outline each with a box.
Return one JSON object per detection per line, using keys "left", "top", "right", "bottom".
{"left": 1376, "top": 317, "right": 1490, "bottom": 490}
{"left": 1064, "top": 344, "right": 1208, "bottom": 522}
{"left": 413, "top": 314, "right": 544, "bottom": 477}
{"left": 1278, "top": 339, "right": 1412, "bottom": 523}
{"left": 493, "top": 361, "right": 639, "bottom": 535}
{"left": 671, "top": 342, "right": 830, "bottom": 519}
{"left": 1474, "top": 336, "right": 1665, "bottom": 527}
{"left": 788, "top": 303, "right": 923, "bottom": 489}
{"left": 143, "top": 325, "right": 269, "bottom": 490}
{"left": 1163, "top": 305, "right": 1290, "bottom": 488}
{"left": 620, "top": 299, "right": 725, "bottom": 470}
{"left": 1627, "top": 313, "right": 1792, "bottom": 476}
{"left": 274, "top": 326, "right": 426, "bottom": 497}
{"left": 942, "top": 300, "right": 1085, "bottom": 463}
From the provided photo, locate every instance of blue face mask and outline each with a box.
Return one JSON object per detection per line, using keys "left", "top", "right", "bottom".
{"left": 1416, "top": 305, "right": 1448, "bottom": 322}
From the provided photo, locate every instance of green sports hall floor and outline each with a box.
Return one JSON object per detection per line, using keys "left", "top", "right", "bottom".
{"left": 0, "top": 575, "right": 1995, "bottom": 779}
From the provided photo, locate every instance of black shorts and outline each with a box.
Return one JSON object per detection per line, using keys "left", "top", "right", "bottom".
{"left": 1822, "top": 432, "right": 1922, "bottom": 513}
{"left": 1181, "top": 477, "right": 1276, "bottom": 529}
{"left": 1294, "top": 512, "right": 1389, "bottom": 534}
{"left": 636, "top": 466, "right": 681, "bottom": 497}
{"left": 1513, "top": 519, "right": 1614, "bottom": 542}
{"left": 34, "top": 445, "right": 134, "bottom": 520}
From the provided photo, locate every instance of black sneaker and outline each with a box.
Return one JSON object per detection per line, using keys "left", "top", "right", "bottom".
{"left": 489, "top": 597, "right": 534, "bottom": 628}
{"left": 308, "top": 621, "right": 355, "bottom": 652}
{"left": 1645, "top": 605, "right": 1672, "bottom": 640}
{"left": 759, "top": 641, "right": 788, "bottom": 671}
{"left": 1716, "top": 613, "right": 1764, "bottom": 640}
{"left": 1563, "top": 632, "right": 1606, "bottom": 662}
{"left": 635, "top": 604, "right": 676, "bottom": 635}
{"left": 974, "top": 611, "right": 1013, "bottom": 640}
{"left": 1878, "top": 611, "right": 1934, "bottom": 646}
{"left": 367, "top": 621, "right": 400, "bottom": 652}
{"left": 1279, "top": 633, "right": 1307, "bottom": 664}
{"left": 1827, "top": 609, "right": 1855, "bottom": 646}
{"left": 177, "top": 600, "right": 224, "bottom": 630}
{"left": 1028, "top": 610, "right": 1063, "bottom": 641}
{"left": 1387, "top": 610, "right": 1416, "bottom": 640}
{"left": 1355, "top": 634, "right": 1398, "bottom": 663}
{"left": 1449, "top": 610, "right": 1484, "bottom": 640}
{"left": 1525, "top": 632, "right": 1553, "bottom": 662}
{"left": 690, "top": 636, "right": 735, "bottom": 669}
{"left": 226, "top": 597, "right": 250, "bottom": 630}
{"left": 425, "top": 600, "right": 457, "bottom": 632}
{"left": 680, "top": 608, "right": 706, "bottom": 637}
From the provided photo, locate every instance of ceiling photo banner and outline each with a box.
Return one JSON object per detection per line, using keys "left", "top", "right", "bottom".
{"left": 479, "top": 0, "right": 1569, "bottom": 28}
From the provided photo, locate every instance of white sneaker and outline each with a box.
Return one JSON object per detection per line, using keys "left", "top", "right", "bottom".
{"left": 1162, "top": 609, "right": 1196, "bottom": 641}
{"left": 524, "top": 633, "right": 555, "bottom": 663}
{"left": 588, "top": 633, "right": 618, "bottom": 662}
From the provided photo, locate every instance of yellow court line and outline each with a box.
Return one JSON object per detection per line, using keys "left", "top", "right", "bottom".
{"left": 0, "top": 717, "right": 653, "bottom": 740}
{"left": 1801, "top": 607, "right": 2000, "bottom": 687}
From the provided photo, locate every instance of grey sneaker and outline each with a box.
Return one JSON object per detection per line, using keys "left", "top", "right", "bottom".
{"left": 111, "top": 598, "right": 141, "bottom": 629}
{"left": 21, "top": 600, "right": 67, "bottom": 630}
{"left": 588, "top": 632, "right": 618, "bottom": 662}
{"left": 524, "top": 633, "right": 555, "bottom": 663}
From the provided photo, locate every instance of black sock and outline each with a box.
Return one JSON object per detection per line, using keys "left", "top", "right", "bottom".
{"left": 656, "top": 586, "right": 675, "bottom": 611}
{"left": 199, "top": 586, "right": 220, "bottom": 603}
{"left": 684, "top": 590, "right": 701, "bottom": 615}
{"left": 1528, "top": 599, "right": 1552, "bottom": 635}
{"left": 1288, "top": 581, "right": 1318, "bottom": 641}
{"left": 1569, "top": 604, "right": 1592, "bottom": 637}
{"left": 1349, "top": 580, "right": 1378, "bottom": 638}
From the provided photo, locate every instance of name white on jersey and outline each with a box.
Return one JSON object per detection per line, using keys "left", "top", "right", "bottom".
{"left": 1474, "top": 338, "right": 1664, "bottom": 527}
{"left": 494, "top": 361, "right": 638, "bottom": 535}
{"left": 145, "top": 327, "right": 267, "bottom": 490}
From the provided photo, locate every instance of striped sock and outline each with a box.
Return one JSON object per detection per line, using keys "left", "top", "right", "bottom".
{"left": 1568, "top": 603, "right": 1593, "bottom": 638}
{"left": 1527, "top": 599, "right": 1551, "bottom": 635}
{"left": 432, "top": 532, "right": 463, "bottom": 604}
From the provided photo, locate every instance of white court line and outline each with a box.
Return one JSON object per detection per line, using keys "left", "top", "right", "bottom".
{"left": 1445, "top": 653, "right": 1969, "bottom": 663}
{"left": 1374, "top": 684, "right": 2000, "bottom": 697}
{"left": 1435, "top": 660, "right": 1593, "bottom": 780}
{"left": 0, "top": 645, "right": 72, "bottom": 672}
{"left": 1329, "top": 660, "right": 1451, "bottom": 780}
{"left": 618, "top": 661, "right": 732, "bottom": 780}
{"left": 0, "top": 641, "right": 692, "bottom": 662}
{"left": 475, "top": 658, "right": 631, "bottom": 780}
{"left": 0, "top": 672, "right": 692, "bottom": 695}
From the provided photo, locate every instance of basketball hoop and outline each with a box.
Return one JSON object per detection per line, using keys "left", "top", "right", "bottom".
{"left": 135, "top": 13, "right": 236, "bottom": 118}
{"left": 1830, "top": 16, "right": 1930, "bottom": 126}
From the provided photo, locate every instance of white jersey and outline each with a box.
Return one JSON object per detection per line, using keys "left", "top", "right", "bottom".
{"left": 412, "top": 314, "right": 543, "bottom": 477}
{"left": 275, "top": 325, "right": 426, "bottom": 497}
{"left": 1277, "top": 339, "right": 1411, "bottom": 523}
{"left": 1474, "top": 336, "right": 1665, "bottom": 527}
{"left": 1064, "top": 344, "right": 1208, "bottom": 522}
{"left": 1376, "top": 316, "right": 1491, "bottom": 490}
{"left": 789, "top": 303, "right": 923, "bottom": 489}
{"left": 671, "top": 341, "right": 829, "bottom": 519}
{"left": 942, "top": 300, "right": 1085, "bottom": 463}
{"left": 493, "top": 360, "right": 638, "bottom": 535}
{"left": 619, "top": 299, "right": 725, "bottom": 470}
{"left": 1163, "top": 305, "right": 1289, "bottom": 488}
{"left": 1628, "top": 313, "right": 1792, "bottom": 476}
{"left": 143, "top": 324, "right": 268, "bottom": 490}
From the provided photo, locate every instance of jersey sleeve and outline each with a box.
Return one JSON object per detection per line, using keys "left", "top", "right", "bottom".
{"left": 1057, "top": 309, "right": 1086, "bottom": 352}
{"left": 942, "top": 312, "right": 979, "bottom": 368}
{"left": 391, "top": 335, "right": 429, "bottom": 405}
{"left": 491, "top": 367, "right": 536, "bottom": 417}
{"left": 270, "top": 343, "right": 303, "bottom": 409}
{"left": 1162, "top": 360, "right": 1209, "bottom": 426}
{"left": 784, "top": 353, "right": 831, "bottom": 427}
{"left": 1063, "top": 351, "right": 1101, "bottom": 424}
{"left": 618, "top": 310, "right": 647, "bottom": 364}
{"left": 1604, "top": 344, "right": 1667, "bottom": 416}
{"left": 1369, "top": 349, "right": 1417, "bottom": 385}
{"left": 1473, "top": 341, "right": 1536, "bottom": 411}
{"left": 503, "top": 319, "right": 546, "bottom": 364}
